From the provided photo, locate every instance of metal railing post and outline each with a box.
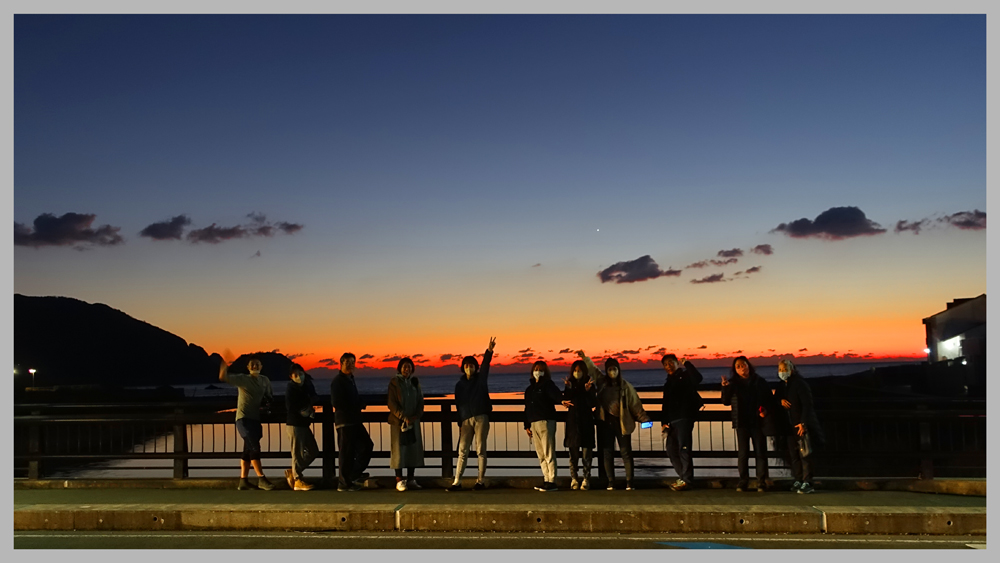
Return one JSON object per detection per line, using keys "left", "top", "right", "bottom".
{"left": 322, "top": 401, "right": 335, "bottom": 483}
{"left": 440, "top": 401, "right": 454, "bottom": 478}
{"left": 28, "top": 410, "right": 41, "bottom": 480}
{"left": 173, "top": 408, "right": 188, "bottom": 479}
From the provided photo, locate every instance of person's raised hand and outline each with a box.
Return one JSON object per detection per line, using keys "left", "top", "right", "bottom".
{"left": 781, "top": 399, "right": 791, "bottom": 409}
{"left": 576, "top": 350, "right": 586, "bottom": 359}
{"left": 488, "top": 336, "right": 496, "bottom": 352}
{"left": 720, "top": 375, "right": 729, "bottom": 387}
{"left": 584, "top": 379, "right": 593, "bottom": 390}
{"left": 561, "top": 400, "right": 574, "bottom": 408}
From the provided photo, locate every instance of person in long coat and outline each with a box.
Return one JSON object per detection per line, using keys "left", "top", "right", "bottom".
{"left": 721, "top": 356, "right": 776, "bottom": 492}
{"left": 387, "top": 357, "right": 425, "bottom": 491}
{"left": 774, "top": 358, "right": 825, "bottom": 494}
{"left": 563, "top": 359, "right": 597, "bottom": 490}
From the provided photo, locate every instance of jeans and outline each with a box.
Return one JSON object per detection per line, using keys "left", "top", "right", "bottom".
{"left": 336, "top": 424, "right": 374, "bottom": 488}
{"left": 785, "top": 434, "right": 813, "bottom": 483}
{"left": 736, "top": 427, "right": 769, "bottom": 485}
{"left": 235, "top": 418, "right": 263, "bottom": 462}
{"left": 455, "top": 414, "right": 490, "bottom": 482}
{"left": 286, "top": 425, "right": 319, "bottom": 481}
{"left": 530, "top": 419, "right": 557, "bottom": 483}
{"left": 568, "top": 447, "right": 593, "bottom": 480}
{"left": 597, "top": 417, "right": 633, "bottom": 484}
{"left": 666, "top": 418, "right": 695, "bottom": 482}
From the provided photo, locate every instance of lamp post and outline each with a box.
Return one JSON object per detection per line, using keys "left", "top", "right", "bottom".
{"left": 28, "top": 368, "right": 36, "bottom": 388}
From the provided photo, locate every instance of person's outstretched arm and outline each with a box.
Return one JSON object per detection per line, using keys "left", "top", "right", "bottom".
{"left": 577, "top": 350, "right": 605, "bottom": 382}
{"left": 480, "top": 336, "right": 497, "bottom": 380}
{"left": 215, "top": 355, "right": 229, "bottom": 383}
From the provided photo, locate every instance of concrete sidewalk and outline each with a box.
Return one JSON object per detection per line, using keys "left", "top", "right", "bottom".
{"left": 14, "top": 478, "right": 986, "bottom": 536}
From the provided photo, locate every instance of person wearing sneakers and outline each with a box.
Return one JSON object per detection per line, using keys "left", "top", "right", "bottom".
{"left": 448, "top": 336, "right": 496, "bottom": 491}
{"left": 284, "top": 363, "right": 318, "bottom": 491}
{"left": 388, "top": 357, "right": 425, "bottom": 492}
{"left": 774, "top": 358, "right": 825, "bottom": 494}
{"left": 524, "top": 360, "right": 566, "bottom": 492}
{"left": 217, "top": 355, "right": 276, "bottom": 491}
{"left": 721, "top": 356, "right": 775, "bottom": 492}
{"left": 660, "top": 354, "right": 704, "bottom": 492}
{"left": 331, "top": 352, "right": 374, "bottom": 492}
{"left": 563, "top": 359, "right": 597, "bottom": 491}
{"left": 579, "top": 351, "right": 651, "bottom": 491}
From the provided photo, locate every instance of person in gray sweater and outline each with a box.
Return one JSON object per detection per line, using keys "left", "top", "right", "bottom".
{"left": 217, "top": 355, "right": 275, "bottom": 491}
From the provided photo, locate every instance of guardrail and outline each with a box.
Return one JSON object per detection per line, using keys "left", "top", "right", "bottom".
{"left": 13, "top": 394, "right": 986, "bottom": 481}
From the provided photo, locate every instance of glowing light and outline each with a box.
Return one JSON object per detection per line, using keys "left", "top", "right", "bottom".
{"left": 923, "top": 348, "right": 930, "bottom": 354}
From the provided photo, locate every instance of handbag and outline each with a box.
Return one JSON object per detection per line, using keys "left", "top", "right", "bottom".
{"left": 798, "top": 433, "right": 813, "bottom": 458}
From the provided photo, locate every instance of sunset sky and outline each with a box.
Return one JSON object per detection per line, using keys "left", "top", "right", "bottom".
{"left": 13, "top": 14, "right": 986, "bottom": 371}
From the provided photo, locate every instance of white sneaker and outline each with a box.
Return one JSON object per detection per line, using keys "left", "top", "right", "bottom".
{"left": 581, "top": 479, "right": 591, "bottom": 490}
{"left": 570, "top": 478, "right": 580, "bottom": 490}
{"left": 407, "top": 479, "right": 423, "bottom": 490}
{"left": 396, "top": 480, "right": 407, "bottom": 492}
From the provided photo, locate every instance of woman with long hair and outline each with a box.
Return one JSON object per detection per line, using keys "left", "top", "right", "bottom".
{"left": 563, "top": 359, "right": 597, "bottom": 490}
{"left": 524, "top": 360, "right": 565, "bottom": 492}
{"left": 721, "top": 356, "right": 776, "bottom": 492}
{"left": 388, "top": 357, "right": 425, "bottom": 491}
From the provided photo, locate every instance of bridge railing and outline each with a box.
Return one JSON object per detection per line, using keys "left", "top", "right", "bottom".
{"left": 13, "top": 394, "right": 986, "bottom": 481}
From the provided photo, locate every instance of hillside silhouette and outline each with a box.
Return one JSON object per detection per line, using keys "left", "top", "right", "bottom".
{"left": 14, "top": 294, "right": 220, "bottom": 387}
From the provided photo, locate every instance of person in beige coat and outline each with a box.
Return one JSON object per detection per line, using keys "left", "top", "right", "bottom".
{"left": 388, "top": 357, "right": 425, "bottom": 491}
{"left": 578, "top": 351, "right": 651, "bottom": 490}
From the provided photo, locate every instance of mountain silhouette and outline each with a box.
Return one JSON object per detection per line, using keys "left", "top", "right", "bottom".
{"left": 14, "top": 294, "right": 220, "bottom": 387}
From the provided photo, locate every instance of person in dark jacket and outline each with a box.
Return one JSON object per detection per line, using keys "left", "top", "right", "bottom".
{"left": 330, "top": 352, "right": 373, "bottom": 492}
{"left": 721, "top": 356, "right": 775, "bottom": 492}
{"left": 563, "top": 359, "right": 597, "bottom": 490}
{"left": 388, "top": 357, "right": 425, "bottom": 492}
{"left": 774, "top": 358, "right": 825, "bottom": 494}
{"left": 660, "top": 354, "right": 704, "bottom": 491}
{"left": 448, "top": 336, "right": 496, "bottom": 491}
{"left": 285, "top": 363, "right": 318, "bottom": 491}
{"left": 524, "top": 361, "right": 567, "bottom": 492}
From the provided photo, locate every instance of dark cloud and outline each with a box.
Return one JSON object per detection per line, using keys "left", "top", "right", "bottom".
{"left": 654, "top": 347, "right": 667, "bottom": 356}
{"left": 518, "top": 348, "right": 534, "bottom": 354}
{"left": 750, "top": 244, "right": 773, "bottom": 255}
{"left": 597, "top": 255, "right": 680, "bottom": 284}
{"left": 518, "top": 352, "right": 535, "bottom": 359}
{"left": 286, "top": 353, "right": 306, "bottom": 360}
{"left": 15, "top": 212, "right": 125, "bottom": 249}
{"left": 894, "top": 219, "right": 929, "bottom": 235}
{"left": 734, "top": 270, "right": 743, "bottom": 276}
{"left": 745, "top": 266, "right": 762, "bottom": 274}
{"left": 559, "top": 348, "right": 573, "bottom": 354}
{"left": 415, "top": 358, "right": 430, "bottom": 363}
{"left": 277, "top": 221, "right": 304, "bottom": 234}
{"left": 798, "top": 348, "right": 808, "bottom": 352}
{"left": 382, "top": 355, "right": 403, "bottom": 363}
{"left": 139, "top": 215, "right": 192, "bottom": 240}
{"left": 732, "top": 350, "right": 743, "bottom": 354}
{"left": 318, "top": 358, "right": 337, "bottom": 365}
{"left": 709, "top": 258, "right": 738, "bottom": 266}
{"left": 532, "top": 263, "right": 542, "bottom": 268}
{"left": 685, "top": 260, "right": 709, "bottom": 269}
{"left": 187, "top": 223, "right": 247, "bottom": 244}
{"left": 413, "top": 354, "right": 424, "bottom": 359}
{"left": 941, "top": 209, "right": 985, "bottom": 230}
{"left": 359, "top": 354, "right": 375, "bottom": 360}
{"left": 552, "top": 357, "right": 564, "bottom": 361}
{"left": 771, "top": 206, "right": 886, "bottom": 240}
{"left": 691, "top": 273, "right": 726, "bottom": 284}
{"left": 717, "top": 248, "right": 743, "bottom": 258}
{"left": 697, "top": 345, "right": 707, "bottom": 349}
{"left": 620, "top": 349, "right": 640, "bottom": 355}
{"left": 440, "top": 354, "right": 455, "bottom": 361}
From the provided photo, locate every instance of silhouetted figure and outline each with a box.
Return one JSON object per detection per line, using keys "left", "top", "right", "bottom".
{"left": 218, "top": 355, "right": 275, "bottom": 490}
{"left": 524, "top": 360, "right": 564, "bottom": 492}
{"left": 388, "top": 357, "right": 425, "bottom": 491}
{"left": 774, "top": 358, "right": 826, "bottom": 494}
{"left": 285, "top": 363, "right": 318, "bottom": 491}
{"left": 660, "top": 353, "right": 704, "bottom": 491}
{"left": 563, "top": 359, "right": 597, "bottom": 490}
{"left": 721, "top": 355, "right": 775, "bottom": 492}
{"left": 448, "top": 336, "right": 496, "bottom": 491}
{"left": 330, "top": 352, "right": 373, "bottom": 492}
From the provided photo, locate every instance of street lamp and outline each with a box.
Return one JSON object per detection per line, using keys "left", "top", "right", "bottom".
{"left": 28, "top": 368, "right": 36, "bottom": 388}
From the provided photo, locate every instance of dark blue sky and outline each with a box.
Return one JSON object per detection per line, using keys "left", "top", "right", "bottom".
{"left": 13, "top": 15, "right": 986, "bottom": 365}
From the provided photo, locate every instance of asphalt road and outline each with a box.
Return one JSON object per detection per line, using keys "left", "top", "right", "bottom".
{"left": 12, "top": 530, "right": 987, "bottom": 549}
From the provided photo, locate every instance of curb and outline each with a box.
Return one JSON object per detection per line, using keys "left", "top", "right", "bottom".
{"left": 13, "top": 503, "right": 986, "bottom": 535}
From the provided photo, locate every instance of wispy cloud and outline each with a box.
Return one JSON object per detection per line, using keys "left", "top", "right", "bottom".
{"left": 941, "top": 209, "right": 986, "bottom": 230}
{"left": 750, "top": 244, "right": 773, "bottom": 255}
{"left": 186, "top": 212, "right": 304, "bottom": 244}
{"left": 15, "top": 212, "right": 124, "bottom": 249}
{"left": 717, "top": 248, "right": 743, "bottom": 258}
{"left": 771, "top": 206, "right": 886, "bottom": 240}
{"left": 691, "top": 273, "right": 726, "bottom": 284}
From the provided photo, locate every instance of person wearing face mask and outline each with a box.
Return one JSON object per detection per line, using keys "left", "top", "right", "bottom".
{"left": 331, "top": 352, "right": 374, "bottom": 492}
{"left": 388, "top": 357, "right": 425, "bottom": 492}
{"left": 285, "top": 363, "right": 318, "bottom": 491}
{"left": 721, "top": 356, "right": 776, "bottom": 492}
{"left": 563, "top": 359, "right": 597, "bottom": 490}
{"left": 578, "top": 350, "right": 651, "bottom": 491}
{"left": 774, "top": 358, "right": 825, "bottom": 494}
{"left": 217, "top": 355, "right": 275, "bottom": 491}
{"left": 524, "top": 361, "right": 567, "bottom": 492}
{"left": 448, "top": 337, "right": 497, "bottom": 491}
{"left": 660, "top": 354, "right": 705, "bottom": 491}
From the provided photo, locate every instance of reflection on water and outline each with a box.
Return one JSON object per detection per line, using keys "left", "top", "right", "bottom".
{"left": 52, "top": 390, "right": 790, "bottom": 480}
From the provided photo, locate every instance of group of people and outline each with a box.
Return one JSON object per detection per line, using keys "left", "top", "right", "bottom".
{"left": 215, "top": 338, "right": 824, "bottom": 494}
